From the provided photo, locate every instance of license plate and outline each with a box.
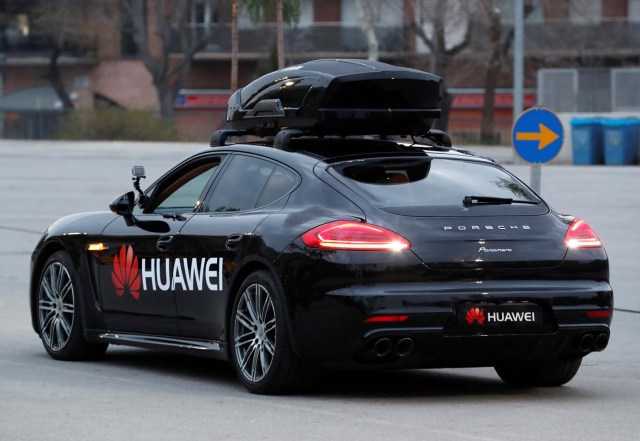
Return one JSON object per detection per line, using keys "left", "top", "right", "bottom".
{"left": 457, "top": 302, "right": 543, "bottom": 327}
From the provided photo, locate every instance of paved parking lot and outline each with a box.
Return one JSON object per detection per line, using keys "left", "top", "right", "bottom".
{"left": 0, "top": 140, "right": 638, "bottom": 441}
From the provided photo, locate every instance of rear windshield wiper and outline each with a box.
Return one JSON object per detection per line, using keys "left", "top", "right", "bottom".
{"left": 463, "top": 196, "right": 539, "bottom": 207}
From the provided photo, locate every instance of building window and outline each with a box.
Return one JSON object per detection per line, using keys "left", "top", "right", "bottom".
{"left": 120, "top": 2, "right": 144, "bottom": 57}
{"left": 189, "top": 0, "right": 219, "bottom": 29}
{"left": 496, "top": 0, "right": 544, "bottom": 23}
{"left": 630, "top": 0, "right": 640, "bottom": 19}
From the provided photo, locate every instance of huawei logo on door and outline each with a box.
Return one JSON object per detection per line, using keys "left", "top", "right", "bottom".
{"left": 465, "top": 307, "right": 485, "bottom": 325}
{"left": 112, "top": 245, "right": 141, "bottom": 300}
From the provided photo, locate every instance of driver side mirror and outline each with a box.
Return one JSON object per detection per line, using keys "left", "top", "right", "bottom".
{"left": 110, "top": 191, "right": 135, "bottom": 216}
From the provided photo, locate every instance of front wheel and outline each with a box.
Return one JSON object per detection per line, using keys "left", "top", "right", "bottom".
{"left": 229, "top": 270, "right": 317, "bottom": 394}
{"left": 36, "top": 251, "right": 108, "bottom": 360}
{"left": 495, "top": 358, "right": 582, "bottom": 387}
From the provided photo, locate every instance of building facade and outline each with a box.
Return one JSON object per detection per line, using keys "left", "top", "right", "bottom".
{"left": 0, "top": 0, "right": 637, "bottom": 142}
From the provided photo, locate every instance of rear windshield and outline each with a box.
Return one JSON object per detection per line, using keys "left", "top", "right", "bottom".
{"left": 329, "top": 158, "right": 546, "bottom": 216}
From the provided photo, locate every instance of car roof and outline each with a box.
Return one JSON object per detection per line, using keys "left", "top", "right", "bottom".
{"left": 199, "top": 138, "right": 495, "bottom": 169}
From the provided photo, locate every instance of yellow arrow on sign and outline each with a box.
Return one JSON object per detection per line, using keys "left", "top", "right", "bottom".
{"left": 516, "top": 123, "right": 560, "bottom": 150}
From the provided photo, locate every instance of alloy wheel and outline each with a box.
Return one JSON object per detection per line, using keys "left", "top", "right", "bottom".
{"left": 233, "top": 283, "right": 276, "bottom": 382}
{"left": 38, "top": 262, "right": 75, "bottom": 351}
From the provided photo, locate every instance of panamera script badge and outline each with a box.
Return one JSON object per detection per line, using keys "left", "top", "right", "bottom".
{"left": 478, "top": 246, "right": 512, "bottom": 253}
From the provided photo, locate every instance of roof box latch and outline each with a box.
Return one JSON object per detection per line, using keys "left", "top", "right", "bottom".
{"left": 245, "top": 99, "right": 285, "bottom": 118}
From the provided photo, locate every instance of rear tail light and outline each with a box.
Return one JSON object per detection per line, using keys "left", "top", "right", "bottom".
{"left": 301, "top": 221, "right": 410, "bottom": 251}
{"left": 564, "top": 218, "right": 602, "bottom": 248}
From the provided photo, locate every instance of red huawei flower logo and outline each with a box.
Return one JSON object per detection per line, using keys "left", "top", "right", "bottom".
{"left": 112, "top": 245, "right": 141, "bottom": 300}
{"left": 465, "top": 307, "right": 485, "bottom": 325}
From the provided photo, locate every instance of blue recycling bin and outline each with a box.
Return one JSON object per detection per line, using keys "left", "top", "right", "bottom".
{"left": 571, "top": 118, "right": 604, "bottom": 164}
{"left": 602, "top": 119, "right": 639, "bottom": 165}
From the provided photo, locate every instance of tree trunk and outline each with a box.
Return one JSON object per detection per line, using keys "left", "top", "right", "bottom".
{"left": 480, "top": 67, "right": 499, "bottom": 143}
{"left": 48, "top": 46, "right": 74, "bottom": 109}
{"left": 355, "top": 0, "right": 379, "bottom": 61}
{"left": 432, "top": 55, "right": 451, "bottom": 131}
{"left": 230, "top": 0, "right": 239, "bottom": 91}
{"left": 363, "top": 25, "right": 379, "bottom": 61}
{"left": 276, "top": 0, "right": 285, "bottom": 69}
{"left": 157, "top": 85, "right": 175, "bottom": 121}
{"left": 480, "top": 5, "right": 502, "bottom": 144}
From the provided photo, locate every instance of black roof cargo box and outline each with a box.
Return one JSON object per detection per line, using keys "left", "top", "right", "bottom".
{"left": 225, "top": 59, "right": 442, "bottom": 137}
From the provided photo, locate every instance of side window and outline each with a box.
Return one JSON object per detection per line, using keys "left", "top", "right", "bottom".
{"left": 147, "top": 158, "right": 221, "bottom": 215}
{"left": 255, "top": 166, "right": 297, "bottom": 207}
{"left": 206, "top": 155, "right": 296, "bottom": 212}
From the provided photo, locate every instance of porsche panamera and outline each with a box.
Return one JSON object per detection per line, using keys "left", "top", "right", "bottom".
{"left": 30, "top": 60, "right": 612, "bottom": 394}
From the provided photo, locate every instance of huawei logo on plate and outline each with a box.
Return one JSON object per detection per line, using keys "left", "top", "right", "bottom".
{"left": 465, "top": 307, "right": 485, "bottom": 325}
{"left": 112, "top": 245, "right": 141, "bottom": 300}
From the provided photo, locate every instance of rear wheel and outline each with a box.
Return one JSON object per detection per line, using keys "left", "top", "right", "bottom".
{"left": 230, "top": 270, "right": 317, "bottom": 394}
{"left": 37, "top": 252, "right": 108, "bottom": 360}
{"left": 495, "top": 358, "right": 582, "bottom": 387}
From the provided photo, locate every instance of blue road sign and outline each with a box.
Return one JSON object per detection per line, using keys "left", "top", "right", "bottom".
{"left": 512, "top": 107, "right": 564, "bottom": 164}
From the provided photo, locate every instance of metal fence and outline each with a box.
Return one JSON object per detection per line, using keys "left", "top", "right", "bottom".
{"left": 538, "top": 67, "right": 640, "bottom": 113}
{"left": 2, "top": 110, "right": 67, "bottom": 140}
{"left": 612, "top": 68, "right": 640, "bottom": 112}
{"left": 183, "top": 19, "right": 640, "bottom": 58}
{"left": 179, "top": 24, "right": 408, "bottom": 54}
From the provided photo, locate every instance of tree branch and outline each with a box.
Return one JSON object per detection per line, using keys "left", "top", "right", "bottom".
{"left": 409, "top": 21, "right": 435, "bottom": 53}
{"left": 445, "top": 15, "right": 474, "bottom": 56}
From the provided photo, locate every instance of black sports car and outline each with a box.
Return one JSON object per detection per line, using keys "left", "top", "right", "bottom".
{"left": 30, "top": 60, "right": 612, "bottom": 394}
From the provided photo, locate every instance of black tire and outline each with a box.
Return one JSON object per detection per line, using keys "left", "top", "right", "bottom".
{"left": 36, "top": 251, "right": 108, "bottom": 361}
{"left": 495, "top": 358, "right": 582, "bottom": 387}
{"left": 229, "top": 270, "right": 317, "bottom": 394}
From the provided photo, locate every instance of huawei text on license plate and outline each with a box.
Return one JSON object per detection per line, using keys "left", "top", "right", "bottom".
{"left": 459, "top": 303, "right": 543, "bottom": 327}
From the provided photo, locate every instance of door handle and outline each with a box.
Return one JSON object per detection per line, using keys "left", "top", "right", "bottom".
{"left": 225, "top": 234, "right": 244, "bottom": 251}
{"left": 156, "top": 235, "right": 174, "bottom": 253}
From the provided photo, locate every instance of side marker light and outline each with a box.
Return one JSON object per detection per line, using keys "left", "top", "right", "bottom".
{"left": 87, "top": 243, "right": 109, "bottom": 252}
{"left": 586, "top": 310, "right": 612, "bottom": 318}
{"left": 364, "top": 315, "right": 409, "bottom": 323}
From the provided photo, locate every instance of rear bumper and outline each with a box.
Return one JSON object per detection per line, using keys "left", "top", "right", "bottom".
{"left": 286, "top": 279, "right": 613, "bottom": 367}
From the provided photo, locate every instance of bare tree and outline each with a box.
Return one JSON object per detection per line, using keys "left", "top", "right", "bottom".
{"left": 276, "top": 0, "right": 284, "bottom": 68}
{"left": 405, "top": 0, "right": 477, "bottom": 131}
{"left": 479, "top": 0, "right": 502, "bottom": 143}
{"left": 479, "top": 0, "right": 535, "bottom": 143}
{"left": 117, "top": 0, "right": 215, "bottom": 121}
{"left": 355, "top": 0, "right": 379, "bottom": 61}
{"left": 31, "top": 0, "right": 96, "bottom": 109}
{"left": 230, "top": 0, "right": 239, "bottom": 90}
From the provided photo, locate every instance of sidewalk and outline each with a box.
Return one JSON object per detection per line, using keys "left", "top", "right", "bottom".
{"left": 0, "top": 139, "right": 556, "bottom": 166}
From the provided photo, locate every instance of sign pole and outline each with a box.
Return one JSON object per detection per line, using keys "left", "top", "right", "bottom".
{"left": 530, "top": 164, "right": 541, "bottom": 193}
{"left": 513, "top": 0, "right": 542, "bottom": 193}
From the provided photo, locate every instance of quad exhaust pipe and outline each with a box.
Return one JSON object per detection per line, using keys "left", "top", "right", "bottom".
{"left": 371, "top": 337, "right": 415, "bottom": 358}
{"left": 594, "top": 332, "right": 609, "bottom": 351}
{"left": 578, "top": 332, "right": 609, "bottom": 353}
{"left": 396, "top": 338, "right": 414, "bottom": 357}
{"left": 373, "top": 338, "right": 393, "bottom": 357}
{"left": 578, "top": 333, "right": 595, "bottom": 353}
